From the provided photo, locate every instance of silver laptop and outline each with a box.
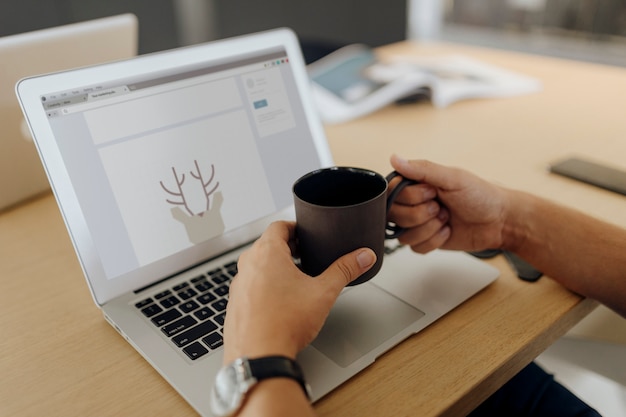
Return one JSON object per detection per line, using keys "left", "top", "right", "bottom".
{"left": 17, "top": 28, "right": 498, "bottom": 416}
{"left": 0, "top": 13, "right": 138, "bottom": 211}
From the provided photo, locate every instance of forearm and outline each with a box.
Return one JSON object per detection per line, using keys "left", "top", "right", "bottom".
{"left": 502, "top": 189, "right": 626, "bottom": 317}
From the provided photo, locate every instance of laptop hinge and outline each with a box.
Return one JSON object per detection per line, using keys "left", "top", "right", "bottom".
{"left": 132, "top": 240, "right": 252, "bottom": 294}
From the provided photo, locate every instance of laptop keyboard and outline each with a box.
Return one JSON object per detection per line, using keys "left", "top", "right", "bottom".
{"left": 134, "top": 260, "right": 237, "bottom": 361}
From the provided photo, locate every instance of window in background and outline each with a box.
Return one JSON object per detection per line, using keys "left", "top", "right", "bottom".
{"left": 439, "top": 0, "right": 626, "bottom": 67}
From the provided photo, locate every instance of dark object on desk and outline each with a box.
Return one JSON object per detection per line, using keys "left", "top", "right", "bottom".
{"left": 394, "top": 87, "right": 431, "bottom": 105}
{"left": 550, "top": 157, "right": 626, "bottom": 196}
{"left": 502, "top": 251, "right": 543, "bottom": 282}
{"left": 468, "top": 249, "right": 501, "bottom": 259}
{"left": 300, "top": 39, "right": 344, "bottom": 64}
{"left": 469, "top": 249, "right": 543, "bottom": 282}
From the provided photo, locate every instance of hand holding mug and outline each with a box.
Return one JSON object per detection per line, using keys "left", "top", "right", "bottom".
{"left": 293, "top": 167, "right": 416, "bottom": 286}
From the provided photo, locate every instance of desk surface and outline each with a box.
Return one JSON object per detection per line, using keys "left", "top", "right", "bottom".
{"left": 3, "top": 41, "right": 625, "bottom": 417}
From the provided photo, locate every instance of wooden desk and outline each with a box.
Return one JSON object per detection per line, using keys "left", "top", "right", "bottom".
{"left": 2, "top": 42, "right": 625, "bottom": 417}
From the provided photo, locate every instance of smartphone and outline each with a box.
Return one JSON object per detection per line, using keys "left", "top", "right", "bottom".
{"left": 549, "top": 157, "right": 626, "bottom": 196}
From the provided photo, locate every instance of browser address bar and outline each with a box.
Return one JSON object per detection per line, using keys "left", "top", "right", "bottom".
{"left": 83, "top": 76, "right": 242, "bottom": 146}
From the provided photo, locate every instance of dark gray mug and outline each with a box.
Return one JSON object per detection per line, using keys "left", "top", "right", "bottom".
{"left": 293, "top": 167, "right": 415, "bottom": 286}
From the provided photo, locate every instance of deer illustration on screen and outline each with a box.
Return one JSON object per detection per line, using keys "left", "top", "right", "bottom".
{"left": 160, "top": 160, "right": 225, "bottom": 244}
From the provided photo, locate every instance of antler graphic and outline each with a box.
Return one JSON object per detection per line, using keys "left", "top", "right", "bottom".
{"left": 190, "top": 160, "right": 219, "bottom": 213}
{"left": 160, "top": 167, "right": 194, "bottom": 216}
{"left": 160, "top": 161, "right": 219, "bottom": 216}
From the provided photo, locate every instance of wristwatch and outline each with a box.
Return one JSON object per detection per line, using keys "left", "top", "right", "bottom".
{"left": 210, "top": 355, "right": 311, "bottom": 416}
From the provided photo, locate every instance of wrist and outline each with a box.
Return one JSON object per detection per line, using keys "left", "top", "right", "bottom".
{"left": 500, "top": 189, "right": 534, "bottom": 253}
{"left": 211, "top": 355, "right": 311, "bottom": 417}
{"left": 224, "top": 334, "right": 299, "bottom": 365}
{"left": 238, "top": 377, "right": 312, "bottom": 416}
{"left": 224, "top": 348, "right": 298, "bottom": 366}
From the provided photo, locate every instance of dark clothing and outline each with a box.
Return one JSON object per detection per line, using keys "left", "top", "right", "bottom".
{"left": 468, "top": 362, "right": 602, "bottom": 417}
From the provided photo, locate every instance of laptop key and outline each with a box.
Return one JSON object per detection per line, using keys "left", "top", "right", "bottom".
{"left": 194, "top": 280, "right": 213, "bottom": 293}
{"left": 160, "top": 295, "right": 180, "bottom": 308}
{"left": 214, "top": 285, "right": 229, "bottom": 297}
{"left": 141, "top": 304, "right": 163, "bottom": 318}
{"left": 135, "top": 298, "right": 153, "bottom": 308}
{"left": 193, "top": 306, "right": 215, "bottom": 321}
{"left": 154, "top": 289, "right": 172, "bottom": 300}
{"left": 180, "top": 300, "right": 199, "bottom": 313}
{"left": 178, "top": 288, "right": 198, "bottom": 300}
{"left": 183, "top": 342, "right": 209, "bottom": 360}
{"left": 151, "top": 308, "right": 182, "bottom": 327}
{"left": 197, "top": 293, "right": 217, "bottom": 305}
{"left": 172, "top": 320, "right": 218, "bottom": 347}
{"left": 202, "top": 332, "right": 224, "bottom": 350}
{"left": 211, "top": 273, "right": 230, "bottom": 285}
{"left": 225, "top": 264, "right": 237, "bottom": 277}
{"left": 207, "top": 267, "right": 222, "bottom": 276}
{"left": 173, "top": 282, "right": 189, "bottom": 291}
{"left": 190, "top": 275, "right": 206, "bottom": 283}
{"left": 214, "top": 312, "right": 226, "bottom": 326}
{"left": 162, "top": 315, "right": 198, "bottom": 337}
{"left": 211, "top": 299, "right": 227, "bottom": 312}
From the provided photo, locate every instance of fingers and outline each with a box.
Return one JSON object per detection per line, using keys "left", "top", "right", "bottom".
{"left": 388, "top": 156, "right": 451, "bottom": 229}
{"left": 258, "top": 221, "right": 297, "bottom": 256}
{"left": 263, "top": 220, "right": 296, "bottom": 243}
{"left": 388, "top": 179, "right": 437, "bottom": 206}
{"left": 390, "top": 154, "right": 463, "bottom": 191}
{"left": 236, "top": 221, "right": 295, "bottom": 275}
{"left": 388, "top": 156, "right": 458, "bottom": 253}
{"left": 394, "top": 203, "right": 450, "bottom": 253}
{"left": 389, "top": 196, "right": 444, "bottom": 228}
{"left": 398, "top": 220, "right": 451, "bottom": 253}
{"left": 318, "top": 248, "right": 377, "bottom": 290}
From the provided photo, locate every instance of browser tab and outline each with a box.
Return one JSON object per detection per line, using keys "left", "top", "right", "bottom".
{"left": 43, "top": 93, "right": 88, "bottom": 110}
{"left": 42, "top": 85, "right": 130, "bottom": 113}
{"left": 87, "top": 86, "right": 130, "bottom": 101}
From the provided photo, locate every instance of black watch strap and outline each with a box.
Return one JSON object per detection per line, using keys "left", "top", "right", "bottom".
{"left": 248, "top": 356, "right": 310, "bottom": 398}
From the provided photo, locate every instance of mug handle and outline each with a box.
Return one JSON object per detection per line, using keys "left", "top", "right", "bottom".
{"left": 385, "top": 171, "right": 418, "bottom": 239}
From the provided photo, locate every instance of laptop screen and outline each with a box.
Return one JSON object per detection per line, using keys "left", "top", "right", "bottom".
{"left": 35, "top": 45, "right": 325, "bottom": 284}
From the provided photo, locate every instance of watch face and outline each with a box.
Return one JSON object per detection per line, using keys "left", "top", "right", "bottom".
{"left": 211, "top": 364, "right": 242, "bottom": 417}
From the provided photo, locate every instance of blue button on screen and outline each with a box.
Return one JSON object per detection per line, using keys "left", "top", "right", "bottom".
{"left": 253, "top": 99, "right": 268, "bottom": 109}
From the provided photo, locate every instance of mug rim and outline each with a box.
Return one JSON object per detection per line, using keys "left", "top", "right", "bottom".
{"left": 293, "top": 166, "right": 387, "bottom": 208}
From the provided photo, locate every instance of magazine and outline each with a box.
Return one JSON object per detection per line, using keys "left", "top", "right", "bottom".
{"left": 307, "top": 43, "right": 542, "bottom": 124}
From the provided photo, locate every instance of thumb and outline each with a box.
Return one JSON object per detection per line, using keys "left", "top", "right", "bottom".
{"left": 317, "top": 248, "right": 377, "bottom": 291}
{"left": 390, "top": 154, "right": 453, "bottom": 189}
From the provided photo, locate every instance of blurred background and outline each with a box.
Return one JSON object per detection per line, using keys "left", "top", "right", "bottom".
{"left": 440, "top": 0, "right": 626, "bottom": 67}
{"left": 1, "top": 0, "right": 625, "bottom": 66}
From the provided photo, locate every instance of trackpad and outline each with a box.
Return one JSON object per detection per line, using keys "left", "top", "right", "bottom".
{"left": 311, "top": 283, "right": 424, "bottom": 367}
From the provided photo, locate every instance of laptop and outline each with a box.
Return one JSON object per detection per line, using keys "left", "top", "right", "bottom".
{"left": 16, "top": 28, "right": 499, "bottom": 416}
{"left": 0, "top": 13, "right": 138, "bottom": 211}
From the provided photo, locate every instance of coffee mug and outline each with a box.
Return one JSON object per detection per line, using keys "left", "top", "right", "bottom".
{"left": 293, "top": 166, "right": 416, "bottom": 286}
